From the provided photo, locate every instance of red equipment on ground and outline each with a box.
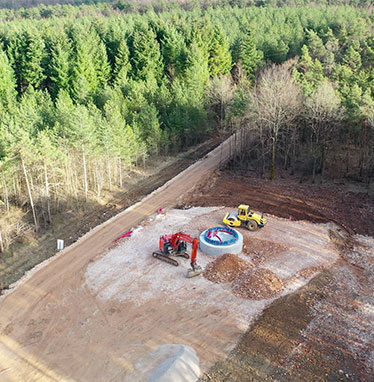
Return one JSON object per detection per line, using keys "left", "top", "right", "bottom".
{"left": 113, "top": 230, "right": 133, "bottom": 242}
{"left": 152, "top": 232, "right": 203, "bottom": 278}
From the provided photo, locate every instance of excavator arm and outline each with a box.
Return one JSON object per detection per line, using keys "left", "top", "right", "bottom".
{"left": 190, "top": 238, "right": 199, "bottom": 269}
{"left": 172, "top": 233, "right": 202, "bottom": 278}
{"left": 186, "top": 237, "right": 202, "bottom": 278}
{"left": 171, "top": 233, "right": 199, "bottom": 266}
{"left": 171, "top": 232, "right": 195, "bottom": 246}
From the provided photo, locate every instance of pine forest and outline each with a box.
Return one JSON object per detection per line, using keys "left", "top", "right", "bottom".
{"left": 1, "top": 1, "right": 374, "bottom": 252}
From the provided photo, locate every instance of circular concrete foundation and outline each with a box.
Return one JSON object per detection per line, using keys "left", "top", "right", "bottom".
{"left": 199, "top": 227, "right": 243, "bottom": 256}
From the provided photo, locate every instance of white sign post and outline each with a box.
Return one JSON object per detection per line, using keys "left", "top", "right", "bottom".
{"left": 57, "top": 239, "right": 65, "bottom": 251}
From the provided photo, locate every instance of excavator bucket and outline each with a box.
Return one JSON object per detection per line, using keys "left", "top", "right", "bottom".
{"left": 186, "top": 265, "right": 203, "bottom": 278}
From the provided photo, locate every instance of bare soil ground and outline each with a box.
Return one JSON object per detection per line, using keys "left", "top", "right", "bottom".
{"left": 0, "top": 142, "right": 373, "bottom": 382}
{"left": 178, "top": 170, "right": 374, "bottom": 382}
{"left": 181, "top": 171, "right": 374, "bottom": 236}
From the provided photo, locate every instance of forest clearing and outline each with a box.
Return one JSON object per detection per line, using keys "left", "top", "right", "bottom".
{"left": 0, "top": 0, "right": 374, "bottom": 381}
{"left": 0, "top": 138, "right": 373, "bottom": 381}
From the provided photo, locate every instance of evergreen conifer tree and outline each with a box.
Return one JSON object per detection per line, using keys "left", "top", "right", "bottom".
{"left": 114, "top": 39, "right": 131, "bottom": 86}
{"left": 208, "top": 25, "right": 232, "bottom": 77}
{"left": 0, "top": 49, "right": 17, "bottom": 111}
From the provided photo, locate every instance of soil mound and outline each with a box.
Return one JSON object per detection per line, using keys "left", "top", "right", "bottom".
{"left": 232, "top": 268, "right": 284, "bottom": 300}
{"left": 204, "top": 254, "right": 252, "bottom": 283}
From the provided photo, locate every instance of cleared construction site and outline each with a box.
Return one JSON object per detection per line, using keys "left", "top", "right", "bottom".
{"left": 0, "top": 136, "right": 373, "bottom": 382}
{"left": 85, "top": 206, "right": 340, "bottom": 381}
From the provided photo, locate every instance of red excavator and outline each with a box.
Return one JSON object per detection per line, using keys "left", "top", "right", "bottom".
{"left": 152, "top": 232, "right": 203, "bottom": 278}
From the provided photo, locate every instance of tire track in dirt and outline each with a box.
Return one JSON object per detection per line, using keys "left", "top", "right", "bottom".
{"left": 200, "top": 271, "right": 332, "bottom": 382}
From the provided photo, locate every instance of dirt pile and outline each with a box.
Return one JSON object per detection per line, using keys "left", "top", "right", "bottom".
{"left": 204, "top": 254, "right": 252, "bottom": 283}
{"left": 232, "top": 268, "right": 284, "bottom": 300}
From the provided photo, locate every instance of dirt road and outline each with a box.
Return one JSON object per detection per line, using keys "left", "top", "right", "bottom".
{"left": 0, "top": 136, "right": 222, "bottom": 292}
{"left": 0, "top": 135, "right": 235, "bottom": 381}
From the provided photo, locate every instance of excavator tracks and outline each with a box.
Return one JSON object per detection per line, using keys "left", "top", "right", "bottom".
{"left": 176, "top": 252, "right": 190, "bottom": 259}
{"left": 152, "top": 252, "right": 179, "bottom": 266}
{"left": 152, "top": 251, "right": 189, "bottom": 266}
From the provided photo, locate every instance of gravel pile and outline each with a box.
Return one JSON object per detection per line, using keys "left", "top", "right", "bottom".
{"left": 204, "top": 254, "right": 252, "bottom": 283}
{"left": 232, "top": 268, "right": 284, "bottom": 300}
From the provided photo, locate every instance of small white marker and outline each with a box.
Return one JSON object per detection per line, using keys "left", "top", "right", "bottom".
{"left": 57, "top": 239, "right": 64, "bottom": 251}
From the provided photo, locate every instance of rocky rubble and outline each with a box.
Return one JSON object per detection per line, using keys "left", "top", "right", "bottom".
{"left": 203, "top": 254, "right": 252, "bottom": 283}
{"left": 232, "top": 267, "right": 284, "bottom": 300}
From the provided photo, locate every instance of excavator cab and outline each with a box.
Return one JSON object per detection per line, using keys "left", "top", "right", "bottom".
{"left": 159, "top": 234, "right": 171, "bottom": 254}
{"left": 159, "top": 235, "right": 187, "bottom": 255}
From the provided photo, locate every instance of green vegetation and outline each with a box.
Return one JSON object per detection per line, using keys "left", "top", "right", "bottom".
{"left": 0, "top": 1, "right": 374, "bottom": 253}
{"left": 0, "top": 0, "right": 372, "bottom": 13}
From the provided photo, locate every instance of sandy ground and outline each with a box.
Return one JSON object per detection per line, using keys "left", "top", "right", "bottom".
{"left": 0, "top": 203, "right": 338, "bottom": 381}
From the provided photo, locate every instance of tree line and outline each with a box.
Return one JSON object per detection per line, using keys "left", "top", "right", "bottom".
{"left": 233, "top": 20, "right": 374, "bottom": 183}
{"left": 0, "top": 3, "right": 374, "bottom": 251}
{"left": 0, "top": 0, "right": 372, "bottom": 19}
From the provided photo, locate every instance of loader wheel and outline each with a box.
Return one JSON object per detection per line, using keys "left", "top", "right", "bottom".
{"left": 247, "top": 220, "right": 258, "bottom": 231}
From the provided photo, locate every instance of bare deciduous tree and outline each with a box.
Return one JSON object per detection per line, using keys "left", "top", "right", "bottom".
{"left": 304, "top": 80, "right": 343, "bottom": 181}
{"left": 247, "top": 62, "right": 302, "bottom": 179}
{"left": 209, "top": 75, "right": 235, "bottom": 132}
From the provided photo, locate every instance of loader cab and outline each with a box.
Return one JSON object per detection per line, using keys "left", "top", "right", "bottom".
{"left": 238, "top": 204, "right": 252, "bottom": 221}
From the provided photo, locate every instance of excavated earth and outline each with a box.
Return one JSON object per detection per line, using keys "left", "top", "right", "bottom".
{"left": 181, "top": 171, "right": 374, "bottom": 236}
{"left": 203, "top": 253, "right": 252, "bottom": 283}
{"left": 181, "top": 170, "right": 374, "bottom": 382}
{"left": 0, "top": 151, "right": 373, "bottom": 382}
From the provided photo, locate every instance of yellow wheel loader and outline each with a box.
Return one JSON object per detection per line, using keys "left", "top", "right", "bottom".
{"left": 223, "top": 204, "right": 267, "bottom": 231}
